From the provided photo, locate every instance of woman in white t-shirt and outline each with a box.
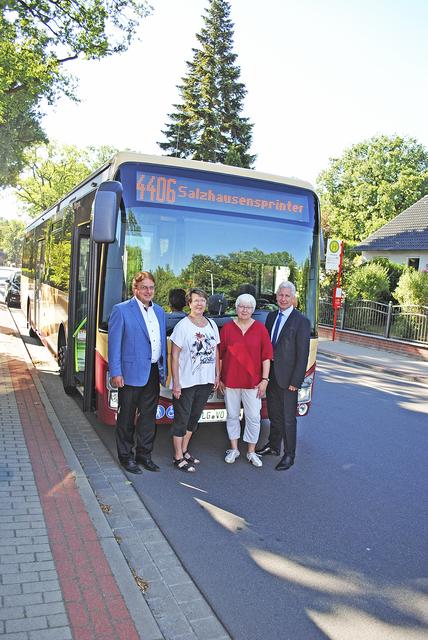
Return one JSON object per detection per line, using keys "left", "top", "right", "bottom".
{"left": 170, "top": 288, "right": 220, "bottom": 472}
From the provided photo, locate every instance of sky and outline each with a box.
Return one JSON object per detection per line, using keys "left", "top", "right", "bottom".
{"left": 2, "top": 0, "right": 428, "bottom": 220}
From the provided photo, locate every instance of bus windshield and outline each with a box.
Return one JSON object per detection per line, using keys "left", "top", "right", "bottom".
{"left": 100, "top": 162, "right": 319, "bottom": 332}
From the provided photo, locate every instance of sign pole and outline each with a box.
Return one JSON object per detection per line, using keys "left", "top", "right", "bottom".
{"left": 332, "top": 241, "right": 344, "bottom": 341}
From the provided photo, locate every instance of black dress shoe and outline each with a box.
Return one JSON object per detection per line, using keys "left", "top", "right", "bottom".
{"left": 255, "top": 444, "right": 280, "bottom": 456}
{"left": 120, "top": 459, "right": 142, "bottom": 474}
{"left": 275, "top": 454, "right": 294, "bottom": 471}
{"left": 136, "top": 457, "right": 160, "bottom": 472}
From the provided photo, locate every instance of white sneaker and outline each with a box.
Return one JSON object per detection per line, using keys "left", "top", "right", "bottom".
{"left": 225, "top": 449, "right": 240, "bottom": 464}
{"left": 247, "top": 452, "right": 263, "bottom": 467}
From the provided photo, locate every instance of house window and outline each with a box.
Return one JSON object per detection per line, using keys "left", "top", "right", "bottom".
{"left": 407, "top": 257, "right": 420, "bottom": 270}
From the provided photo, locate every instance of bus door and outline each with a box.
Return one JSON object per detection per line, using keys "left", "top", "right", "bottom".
{"left": 70, "top": 225, "right": 90, "bottom": 390}
{"left": 34, "top": 239, "right": 45, "bottom": 330}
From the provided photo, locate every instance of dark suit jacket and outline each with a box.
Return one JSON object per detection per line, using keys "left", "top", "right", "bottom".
{"left": 266, "top": 308, "right": 311, "bottom": 389}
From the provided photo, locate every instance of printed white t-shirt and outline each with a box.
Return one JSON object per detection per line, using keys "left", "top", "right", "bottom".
{"left": 170, "top": 316, "right": 220, "bottom": 389}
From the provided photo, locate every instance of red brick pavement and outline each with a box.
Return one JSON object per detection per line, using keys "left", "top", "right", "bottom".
{"left": 8, "top": 357, "right": 140, "bottom": 640}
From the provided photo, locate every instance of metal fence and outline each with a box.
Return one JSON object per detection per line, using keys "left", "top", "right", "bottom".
{"left": 319, "top": 299, "right": 428, "bottom": 345}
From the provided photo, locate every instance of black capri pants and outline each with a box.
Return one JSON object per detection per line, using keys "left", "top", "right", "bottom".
{"left": 172, "top": 383, "right": 214, "bottom": 437}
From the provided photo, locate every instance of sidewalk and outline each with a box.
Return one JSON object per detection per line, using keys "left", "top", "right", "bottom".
{"left": 317, "top": 335, "right": 428, "bottom": 383}
{"left": 0, "top": 305, "right": 230, "bottom": 640}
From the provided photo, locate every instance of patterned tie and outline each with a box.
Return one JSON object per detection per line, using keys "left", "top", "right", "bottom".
{"left": 271, "top": 312, "right": 283, "bottom": 345}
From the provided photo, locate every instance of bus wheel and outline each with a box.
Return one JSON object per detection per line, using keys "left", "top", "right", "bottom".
{"left": 58, "top": 340, "right": 77, "bottom": 396}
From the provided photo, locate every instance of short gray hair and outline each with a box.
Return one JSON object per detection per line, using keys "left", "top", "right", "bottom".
{"left": 235, "top": 293, "right": 256, "bottom": 312}
{"left": 276, "top": 281, "right": 296, "bottom": 296}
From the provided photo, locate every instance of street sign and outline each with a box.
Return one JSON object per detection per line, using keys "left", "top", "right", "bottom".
{"left": 326, "top": 239, "right": 342, "bottom": 271}
{"left": 332, "top": 286, "right": 343, "bottom": 309}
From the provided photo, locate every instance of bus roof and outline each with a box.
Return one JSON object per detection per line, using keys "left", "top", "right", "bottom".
{"left": 109, "top": 152, "right": 315, "bottom": 191}
{"left": 26, "top": 152, "right": 316, "bottom": 231}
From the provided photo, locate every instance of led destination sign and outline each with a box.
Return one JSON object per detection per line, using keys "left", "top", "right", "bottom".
{"left": 135, "top": 169, "right": 310, "bottom": 223}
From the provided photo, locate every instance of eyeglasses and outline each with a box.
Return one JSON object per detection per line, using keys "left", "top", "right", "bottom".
{"left": 237, "top": 305, "right": 253, "bottom": 311}
{"left": 136, "top": 285, "right": 155, "bottom": 291}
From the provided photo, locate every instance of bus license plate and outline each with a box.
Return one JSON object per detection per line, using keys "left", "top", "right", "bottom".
{"left": 200, "top": 408, "right": 227, "bottom": 423}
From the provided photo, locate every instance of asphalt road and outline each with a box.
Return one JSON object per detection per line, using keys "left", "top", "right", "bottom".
{"left": 9, "top": 305, "right": 428, "bottom": 640}
{"left": 88, "top": 353, "right": 428, "bottom": 640}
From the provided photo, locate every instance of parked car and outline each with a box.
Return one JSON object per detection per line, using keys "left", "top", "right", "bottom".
{"left": 5, "top": 270, "right": 21, "bottom": 307}
{"left": 0, "top": 266, "right": 16, "bottom": 293}
{"left": 0, "top": 266, "right": 18, "bottom": 302}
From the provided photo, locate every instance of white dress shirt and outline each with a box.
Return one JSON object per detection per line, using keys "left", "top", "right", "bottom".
{"left": 135, "top": 297, "right": 162, "bottom": 363}
{"left": 271, "top": 305, "right": 294, "bottom": 342}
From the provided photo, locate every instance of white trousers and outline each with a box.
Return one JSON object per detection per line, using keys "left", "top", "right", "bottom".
{"left": 224, "top": 387, "right": 261, "bottom": 444}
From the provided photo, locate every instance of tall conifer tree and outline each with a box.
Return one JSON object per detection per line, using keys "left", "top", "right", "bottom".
{"left": 158, "top": 0, "right": 255, "bottom": 168}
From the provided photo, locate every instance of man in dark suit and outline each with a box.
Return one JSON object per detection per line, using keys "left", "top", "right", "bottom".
{"left": 256, "top": 281, "right": 310, "bottom": 471}
{"left": 108, "top": 271, "right": 167, "bottom": 474}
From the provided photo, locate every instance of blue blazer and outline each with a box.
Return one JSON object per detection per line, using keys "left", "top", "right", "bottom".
{"left": 108, "top": 298, "right": 167, "bottom": 386}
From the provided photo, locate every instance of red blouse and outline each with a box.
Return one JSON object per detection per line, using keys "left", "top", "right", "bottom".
{"left": 219, "top": 320, "right": 273, "bottom": 389}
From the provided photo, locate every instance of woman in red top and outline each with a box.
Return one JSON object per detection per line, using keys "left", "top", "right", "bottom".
{"left": 219, "top": 294, "right": 273, "bottom": 467}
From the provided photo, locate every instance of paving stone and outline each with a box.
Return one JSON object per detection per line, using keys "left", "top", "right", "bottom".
{"left": 0, "top": 605, "right": 24, "bottom": 620}
{"left": 1, "top": 632, "right": 28, "bottom": 640}
{"left": 170, "top": 583, "right": 205, "bottom": 604}
{"left": 6, "top": 615, "right": 47, "bottom": 633}
{"left": 21, "top": 580, "right": 59, "bottom": 596}
{"left": 190, "top": 617, "right": 228, "bottom": 639}
{"left": 29, "top": 629, "right": 72, "bottom": 640}
{"left": 3, "top": 592, "right": 43, "bottom": 607}
{"left": 17, "top": 544, "right": 50, "bottom": 555}
{"left": 46, "top": 612, "right": 69, "bottom": 627}
{"left": 181, "top": 599, "right": 215, "bottom": 622}
{"left": 25, "top": 601, "right": 66, "bottom": 617}
{"left": 0, "top": 583, "right": 22, "bottom": 596}
{"left": 3, "top": 571, "right": 40, "bottom": 584}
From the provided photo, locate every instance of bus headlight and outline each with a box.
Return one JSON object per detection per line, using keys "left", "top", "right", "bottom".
{"left": 298, "top": 375, "right": 313, "bottom": 403}
{"left": 109, "top": 389, "right": 118, "bottom": 409}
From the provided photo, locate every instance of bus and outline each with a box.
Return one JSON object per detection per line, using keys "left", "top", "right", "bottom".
{"left": 21, "top": 152, "right": 321, "bottom": 426}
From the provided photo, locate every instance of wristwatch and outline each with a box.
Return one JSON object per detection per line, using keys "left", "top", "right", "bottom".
{"left": 262, "top": 377, "right": 269, "bottom": 381}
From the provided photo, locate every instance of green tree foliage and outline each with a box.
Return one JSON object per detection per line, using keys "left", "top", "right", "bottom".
{"left": 371, "top": 257, "right": 406, "bottom": 295}
{"left": 158, "top": 0, "right": 255, "bottom": 168}
{"left": 394, "top": 270, "right": 428, "bottom": 307}
{"left": 317, "top": 135, "right": 428, "bottom": 243}
{"left": 346, "top": 262, "right": 390, "bottom": 301}
{"left": 152, "top": 266, "right": 186, "bottom": 309}
{"left": 0, "top": 218, "right": 25, "bottom": 265}
{"left": 0, "top": 0, "right": 150, "bottom": 187}
{"left": 16, "top": 142, "right": 117, "bottom": 217}
{"left": 180, "top": 249, "right": 297, "bottom": 304}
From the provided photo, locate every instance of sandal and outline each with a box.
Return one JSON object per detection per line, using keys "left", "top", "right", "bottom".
{"left": 173, "top": 458, "right": 196, "bottom": 473}
{"left": 183, "top": 450, "right": 200, "bottom": 464}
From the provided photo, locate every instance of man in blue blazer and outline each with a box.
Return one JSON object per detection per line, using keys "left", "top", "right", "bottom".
{"left": 108, "top": 271, "right": 167, "bottom": 474}
{"left": 256, "top": 281, "right": 310, "bottom": 471}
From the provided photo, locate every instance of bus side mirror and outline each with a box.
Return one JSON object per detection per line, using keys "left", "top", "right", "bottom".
{"left": 92, "top": 181, "right": 123, "bottom": 243}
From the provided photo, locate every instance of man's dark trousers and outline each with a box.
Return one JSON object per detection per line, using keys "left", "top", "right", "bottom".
{"left": 266, "top": 368, "right": 298, "bottom": 457}
{"left": 116, "top": 363, "right": 159, "bottom": 462}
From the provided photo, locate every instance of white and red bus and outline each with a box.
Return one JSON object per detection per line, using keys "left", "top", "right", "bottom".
{"left": 21, "top": 152, "right": 320, "bottom": 425}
